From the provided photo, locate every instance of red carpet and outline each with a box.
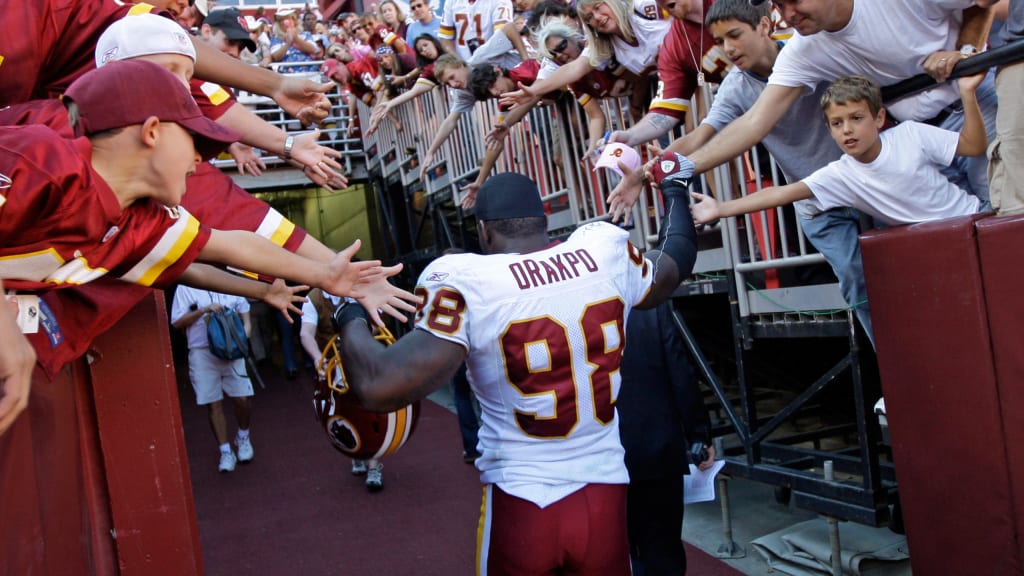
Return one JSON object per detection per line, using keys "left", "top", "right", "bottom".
{"left": 179, "top": 365, "right": 744, "bottom": 575}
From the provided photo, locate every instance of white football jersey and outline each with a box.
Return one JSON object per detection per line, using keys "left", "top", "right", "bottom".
{"left": 414, "top": 222, "right": 654, "bottom": 507}
{"left": 439, "top": 0, "right": 513, "bottom": 61}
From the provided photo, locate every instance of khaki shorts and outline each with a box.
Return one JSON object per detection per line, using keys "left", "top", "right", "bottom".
{"left": 187, "top": 347, "right": 253, "bottom": 405}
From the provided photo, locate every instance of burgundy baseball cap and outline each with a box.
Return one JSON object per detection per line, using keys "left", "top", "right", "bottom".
{"left": 64, "top": 60, "right": 240, "bottom": 160}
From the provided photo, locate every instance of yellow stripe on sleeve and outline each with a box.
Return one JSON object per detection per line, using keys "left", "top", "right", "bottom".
{"left": 120, "top": 208, "right": 202, "bottom": 286}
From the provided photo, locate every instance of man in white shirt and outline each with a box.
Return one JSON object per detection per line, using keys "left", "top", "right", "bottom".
{"left": 666, "top": 0, "right": 999, "bottom": 205}
{"left": 171, "top": 286, "right": 255, "bottom": 473}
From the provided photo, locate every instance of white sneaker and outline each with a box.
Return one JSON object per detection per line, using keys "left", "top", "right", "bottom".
{"left": 366, "top": 464, "right": 383, "bottom": 492}
{"left": 218, "top": 450, "right": 238, "bottom": 473}
{"left": 236, "top": 436, "right": 254, "bottom": 463}
{"left": 351, "top": 460, "right": 368, "bottom": 476}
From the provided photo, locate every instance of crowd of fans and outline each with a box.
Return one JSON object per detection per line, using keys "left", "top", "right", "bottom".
{"left": 309, "top": 0, "right": 1017, "bottom": 350}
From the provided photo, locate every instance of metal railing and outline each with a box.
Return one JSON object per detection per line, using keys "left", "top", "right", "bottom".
{"left": 213, "top": 61, "right": 364, "bottom": 178}
{"left": 359, "top": 82, "right": 847, "bottom": 316}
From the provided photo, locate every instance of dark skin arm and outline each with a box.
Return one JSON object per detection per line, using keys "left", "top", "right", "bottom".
{"left": 635, "top": 249, "right": 682, "bottom": 310}
{"left": 339, "top": 322, "right": 467, "bottom": 412}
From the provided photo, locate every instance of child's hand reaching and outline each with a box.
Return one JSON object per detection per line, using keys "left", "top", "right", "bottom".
{"left": 689, "top": 192, "right": 720, "bottom": 225}
{"left": 957, "top": 69, "right": 986, "bottom": 95}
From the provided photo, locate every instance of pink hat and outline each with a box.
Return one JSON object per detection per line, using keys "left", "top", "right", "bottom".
{"left": 593, "top": 142, "right": 642, "bottom": 177}
{"left": 64, "top": 60, "right": 240, "bottom": 161}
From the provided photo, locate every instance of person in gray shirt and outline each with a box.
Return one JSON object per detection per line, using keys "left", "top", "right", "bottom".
{"left": 612, "top": 0, "right": 876, "bottom": 345}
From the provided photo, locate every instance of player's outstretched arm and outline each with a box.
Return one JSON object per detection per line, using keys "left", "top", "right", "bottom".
{"left": 0, "top": 282, "right": 36, "bottom": 437}
{"left": 635, "top": 153, "right": 700, "bottom": 309}
{"left": 337, "top": 306, "right": 467, "bottom": 412}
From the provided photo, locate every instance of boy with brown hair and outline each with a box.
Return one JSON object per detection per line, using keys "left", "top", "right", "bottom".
{"left": 685, "top": 73, "right": 989, "bottom": 226}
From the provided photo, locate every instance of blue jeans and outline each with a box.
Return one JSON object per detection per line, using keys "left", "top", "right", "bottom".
{"left": 937, "top": 69, "right": 999, "bottom": 210}
{"left": 274, "top": 309, "right": 299, "bottom": 373}
{"left": 800, "top": 207, "right": 875, "bottom": 349}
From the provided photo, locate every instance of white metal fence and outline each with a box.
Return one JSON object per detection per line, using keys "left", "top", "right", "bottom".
{"left": 357, "top": 82, "right": 850, "bottom": 320}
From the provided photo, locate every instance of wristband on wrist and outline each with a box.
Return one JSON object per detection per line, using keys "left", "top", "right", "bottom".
{"left": 332, "top": 300, "right": 371, "bottom": 333}
{"left": 282, "top": 135, "right": 295, "bottom": 159}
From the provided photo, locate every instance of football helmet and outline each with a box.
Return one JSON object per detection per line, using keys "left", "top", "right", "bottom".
{"left": 312, "top": 326, "right": 420, "bottom": 460}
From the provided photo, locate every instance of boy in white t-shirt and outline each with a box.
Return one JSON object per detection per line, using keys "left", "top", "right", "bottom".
{"left": 686, "top": 73, "right": 988, "bottom": 227}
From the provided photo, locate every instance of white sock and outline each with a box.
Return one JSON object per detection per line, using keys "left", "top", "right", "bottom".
{"left": 237, "top": 429, "right": 250, "bottom": 440}
{"left": 219, "top": 443, "right": 232, "bottom": 454}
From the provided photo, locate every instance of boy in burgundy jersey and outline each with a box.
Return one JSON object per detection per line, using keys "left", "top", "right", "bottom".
{"left": 0, "top": 60, "right": 382, "bottom": 296}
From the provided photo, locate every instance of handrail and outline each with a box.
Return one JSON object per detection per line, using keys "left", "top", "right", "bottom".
{"left": 213, "top": 64, "right": 363, "bottom": 177}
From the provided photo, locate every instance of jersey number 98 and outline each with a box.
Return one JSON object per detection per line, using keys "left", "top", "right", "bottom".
{"left": 502, "top": 298, "right": 624, "bottom": 438}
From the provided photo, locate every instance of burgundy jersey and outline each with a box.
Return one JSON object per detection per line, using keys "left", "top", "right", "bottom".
{"left": 495, "top": 59, "right": 541, "bottom": 111}
{"left": 0, "top": 99, "right": 305, "bottom": 256}
{"left": 346, "top": 56, "right": 382, "bottom": 103}
{"left": 33, "top": 280, "right": 152, "bottom": 378}
{"left": 570, "top": 68, "right": 622, "bottom": 106}
{"left": 0, "top": 125, "right": 210, "bottom": 291}
{"left": 368, "top": 24, "right": 404, "bottom": 53}
{"left": 0, "top": 103, "right": 305, "bottom": 376}
{"left": 415, "top": 62, "right": 438, "bottom": 88}
{"left": 509, "top": 59, "right": 539, "bottom": 86}
{"left": 190, "top": 78, "right": 238, "bottom": 121}
{"left": 0, "top": 1, "right": 161, "bottom": 105}
{"left": 648, "top": 0, "right": 731, "bottom": 119}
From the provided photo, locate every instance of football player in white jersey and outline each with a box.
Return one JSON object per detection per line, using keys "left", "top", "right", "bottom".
{"left": 335, "top": 170, "right": 698, "bottom": 575}
{"left": 439, "top": 0, "right": 515, "bottom": 61}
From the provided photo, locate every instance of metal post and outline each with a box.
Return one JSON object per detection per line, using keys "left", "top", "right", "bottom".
{"left": 824, "top": 460, "right": 843, "bottom": 576}
{"left": 714, "top": 438, "right": 745, "bottom": 559}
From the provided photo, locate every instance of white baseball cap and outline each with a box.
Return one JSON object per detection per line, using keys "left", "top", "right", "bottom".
{"left": 593, "top": 142, "right": 642, "bottom": 177}
{"left": 95, "top": 13, "right": 196, "bottom": 68}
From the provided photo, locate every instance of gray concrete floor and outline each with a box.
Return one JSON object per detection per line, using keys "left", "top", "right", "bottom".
{"left": 681, "top": 475, "right": 818, "bottom": 574}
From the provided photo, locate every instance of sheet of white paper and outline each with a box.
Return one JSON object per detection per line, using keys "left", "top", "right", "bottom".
{"left": 683, "top": 460, "right": 726, "bottom": 504}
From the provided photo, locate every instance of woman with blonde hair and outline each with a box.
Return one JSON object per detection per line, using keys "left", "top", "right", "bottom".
{"left": 500, "top": 0, "right": 668, "bottom": 115}
{"left": 377, "top": 0, "right": 411, "bottom": 41}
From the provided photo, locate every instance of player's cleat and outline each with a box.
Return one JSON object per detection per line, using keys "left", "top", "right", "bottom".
{"left": 652, "top": 152, "right": 696, "bottom": 188}
{"left": 219, "top": 450, "right": 238, "bottom": 473}
{"left": 236, "top": 436, "right": 254, "bottom": 463}
{"left": 366, "top": 464, "right": 384, "bottom": 492}
{"left": 351, "top": 459, "right": 368, "bottom": 476}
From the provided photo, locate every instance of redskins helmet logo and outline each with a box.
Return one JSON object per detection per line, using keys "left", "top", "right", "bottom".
{"left": 326, "top": 416, "right": 361, "bottom": 452}
{"left": 312, "top": 327, "right": 421, "bottom": 460}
